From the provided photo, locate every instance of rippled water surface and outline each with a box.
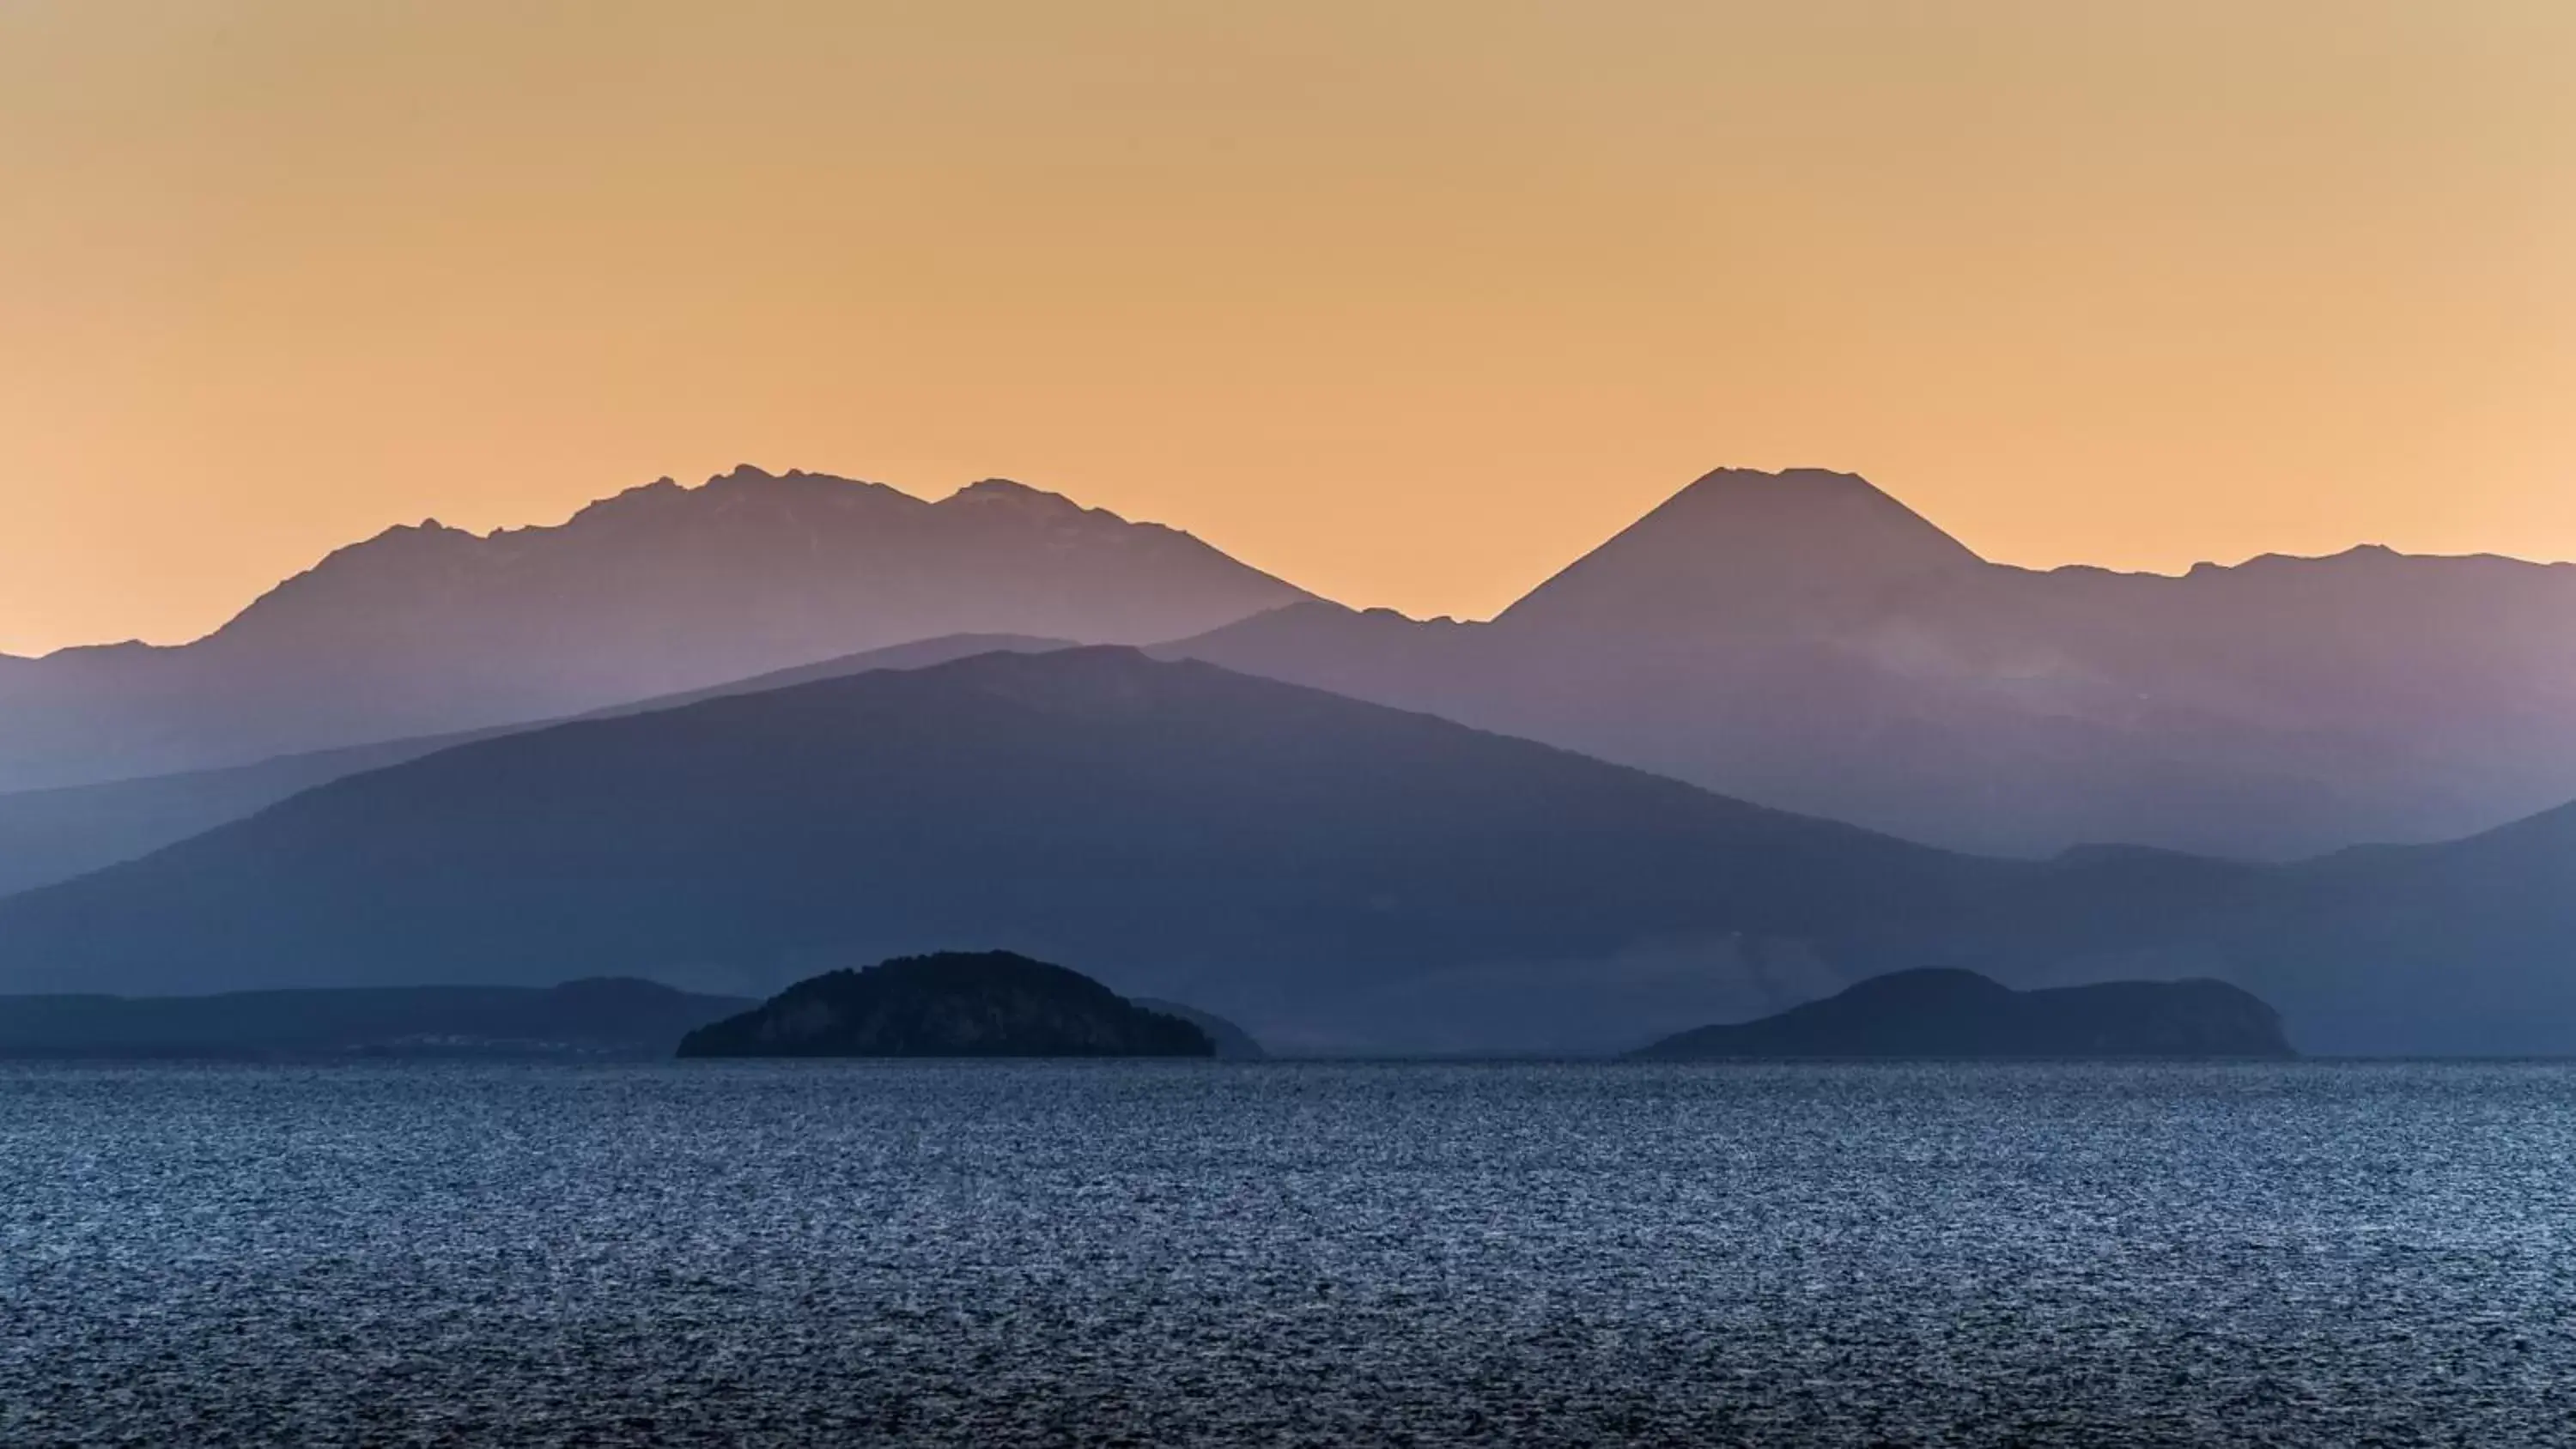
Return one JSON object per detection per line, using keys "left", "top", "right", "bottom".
{"left": 5, "top": 1061, "right": 2574, "bottom": 1446}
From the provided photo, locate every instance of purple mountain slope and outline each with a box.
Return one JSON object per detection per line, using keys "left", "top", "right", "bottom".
{"left": 2, "top": 646, "right": 2570, "bottom": 1055}
{"left": 1163, "top": 468, "right": 2576, "bottom": 859}
{"left": 0, "top": 634, "right": 1073, "bottom": 900}
{"left": 11, "top": 460, "right": 2570, "bottom": 859}
{"left": 0, "top": 469, "right": 1305, "bottom": 791}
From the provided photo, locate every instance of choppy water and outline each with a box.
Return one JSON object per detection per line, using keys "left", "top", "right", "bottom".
{"left": 3, "top": 1062, "right": 2573, "bottom": 1446}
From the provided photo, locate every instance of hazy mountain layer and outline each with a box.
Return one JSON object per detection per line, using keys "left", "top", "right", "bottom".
{"left": 2, "top": 647, "right": 2567, "bottom": 1055}
{"left": 0, "top": 468, "right": 1302, "bottom": 791}
{"left": 0, "top": 634, "right": 1071, "bottom": 900}
{"left": 11, "top": 461, "right": 2569, "bottom": 859}
{"left": 1633, "top": 968, "right": 2293, "bottom": 1059}
{"left": 1166, "top": 468, "right": 2576, "bottom": 858}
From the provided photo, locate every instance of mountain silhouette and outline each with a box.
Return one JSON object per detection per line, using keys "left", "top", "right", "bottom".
{"left": 1167, "top": 467, "right": 2576, "bottom": 858}
{"left": 0, "top": 468, "right": 1303, "bottom": 791}
{"left": 0, "top": 634, "right": 1072, "bottom": 900}
{"left": 675, "top": 952, "right": 1215, "bottom": 1058}
{"left": 1499, "top": 468, "right": 1986, "bottom": 640}
{"left": 1, "top": 646, "right": 2569, "bottom": 1055}
{"left": 14, "top": 461, "right": 2572, "bottom": 859}
{"left": 1631, "top": 968, "right": 2293, "bottom": 1059}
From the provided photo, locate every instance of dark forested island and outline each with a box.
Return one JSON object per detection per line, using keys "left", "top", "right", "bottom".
{"left": 0, "top": 978, "right": 748, "bottom": 1060}
{"left": 677, "top": 951, "right": 1217, "bottom": 1058}
{"left": 1633, "top": 968, "right": 2296, "bottom": 1060}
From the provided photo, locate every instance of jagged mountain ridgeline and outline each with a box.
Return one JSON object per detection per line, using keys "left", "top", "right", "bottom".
{"left": 3, "top": 464, "right": 2572, "bottom": 861}
{"left": 0, "top": 468, "right": 1303, "bottom": 791}
{"left": 1165, "top": 468, "right": 2576, "bottom": 858}
{"left": 3, "top": 648, "right": 2572, "bottom": 1056}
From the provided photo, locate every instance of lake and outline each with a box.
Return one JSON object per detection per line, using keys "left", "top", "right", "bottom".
{"left": 3, "top": 1061, "right": 2571, "bottom": 1446}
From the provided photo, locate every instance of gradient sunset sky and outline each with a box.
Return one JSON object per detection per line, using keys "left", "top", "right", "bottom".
{"left": 3, "top": 0, "right": 2570, "bottom": 656}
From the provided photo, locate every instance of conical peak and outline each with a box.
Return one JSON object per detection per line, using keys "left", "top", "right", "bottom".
{"left": 1498, "top": 466, "right": 1987, "bottom": 633}
{"left": 1680, "top": 465, "right": 1876, "bottom": 495}
{"left": 1658, "top": 467, "right": 1971, "bottom": 547}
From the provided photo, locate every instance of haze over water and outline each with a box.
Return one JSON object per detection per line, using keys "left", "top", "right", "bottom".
{"left": 7, "top": 1060, "right": 2571, "bottom": 1446}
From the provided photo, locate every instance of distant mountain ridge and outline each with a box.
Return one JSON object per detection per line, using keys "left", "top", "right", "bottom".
{"left": 1632, "top": 968, "right": 2294, "bottom": 1059}
{"left": 0, "top": 647, "right": 1995, "bottom": 1052}
{"left": 1168, "top": 467, "right": 2576, "bottom": 858}
{"left": 9, "top": 459, "right": 2574, "bottom": 858}
{"left": 0, "top": 467, "right": 1303, "bottom": 791}
{"left": 0, "top": 634, "right": 1072, "bottom": 900}
{"left": 4, "top": 646, "right": 2572, "bottom": 1056}
{"left": 1497, "top": 468, "right": 1987, "bottom": 640}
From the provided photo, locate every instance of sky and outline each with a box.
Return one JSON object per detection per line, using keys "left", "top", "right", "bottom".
{"left": 2, "top": 0, "right": 2571, "bottom": 656}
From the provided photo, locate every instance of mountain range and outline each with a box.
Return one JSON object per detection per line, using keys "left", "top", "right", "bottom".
{"left": 1163, "top": 469, "right": 2576, "bottom": 858}
{"left": 11, "top": 464, "right": 2568, "bottom": 859}
{"left": 0, "top": 467, "right": 1301, "bottom": 791}
{"left": 0, "top": 633, "right": 1070, "bottom": 899}
{"left": 3, "top": 462, "right": 2571, "bottom": 1057}
{"left": 2, "top": 646, "right": 2569, "bottom": 1056}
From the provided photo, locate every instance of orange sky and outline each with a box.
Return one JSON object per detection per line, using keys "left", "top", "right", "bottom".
{"left": 3, "top": 0, "right": 2571, "bottom": 656}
